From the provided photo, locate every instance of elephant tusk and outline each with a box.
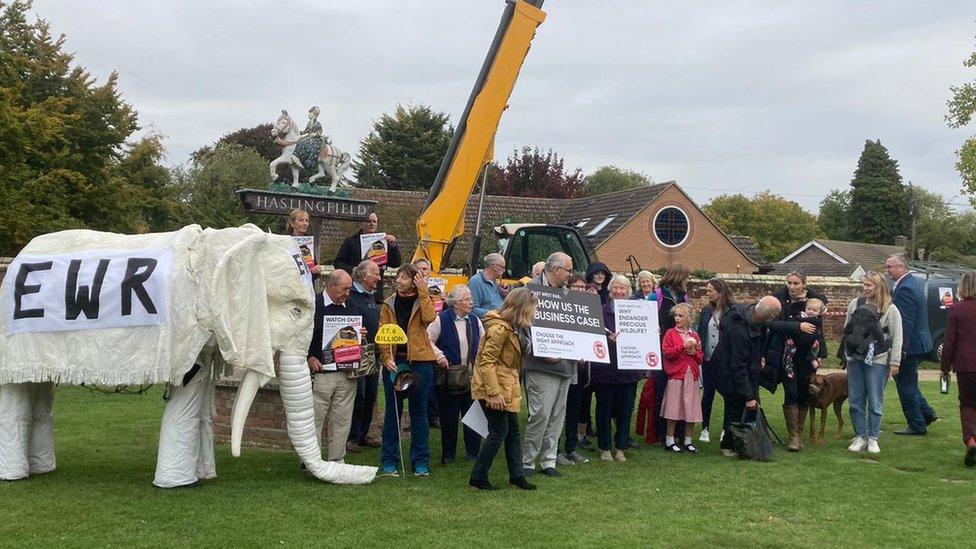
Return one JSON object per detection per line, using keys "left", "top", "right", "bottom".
{"left": 230, "top": 369, "right": 271, "bottom": 458}
{"left": 277, "top": 354, "right": 376, "bottom": 484}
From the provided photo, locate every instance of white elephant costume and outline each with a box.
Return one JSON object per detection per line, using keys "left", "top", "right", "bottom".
{"left": 0, "top": 224, "right": 376, "bottom": 486}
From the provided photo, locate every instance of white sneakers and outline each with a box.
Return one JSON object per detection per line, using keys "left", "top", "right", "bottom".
{"left": 699, "top": 428, "right": 710, "bottom": 443}
{"left": 849, "top": 436, "right": 881, "bottom": 453}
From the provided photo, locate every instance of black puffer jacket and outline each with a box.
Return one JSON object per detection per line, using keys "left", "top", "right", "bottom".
{"left": 714, "top": 303, "right": 769, "bottom": 401}
{"left": 765, "top": 286, "right": 829, "bottom": 370}
{"left": 585, "top": 261, "right": 612, "bottom": 305}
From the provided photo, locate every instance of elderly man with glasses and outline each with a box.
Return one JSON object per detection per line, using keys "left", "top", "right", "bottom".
{"left": 469, "top": 253, "right": 509, "bottom": 319}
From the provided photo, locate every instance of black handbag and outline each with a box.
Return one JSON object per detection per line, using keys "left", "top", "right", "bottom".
{"left": 435, "top": 363, "right": 471, "bottom": 394}
{"left": 728, "top": 407, "right": 779, "bottom": 461}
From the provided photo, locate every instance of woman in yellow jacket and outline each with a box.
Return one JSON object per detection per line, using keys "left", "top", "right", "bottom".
{"left": 378, "top": 263, "right": 437, "bottom": 477}
{"left": 469, "top": 288, "right": 539, "bottom": 491}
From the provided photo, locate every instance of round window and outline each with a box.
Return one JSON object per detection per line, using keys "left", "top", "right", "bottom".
{"left": 653, "top": 206, "right": 690, "bottom": 247}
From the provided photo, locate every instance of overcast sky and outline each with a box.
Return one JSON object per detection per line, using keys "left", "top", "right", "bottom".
{"left": 30, "top": 0, "right": 976, "bottom": 212}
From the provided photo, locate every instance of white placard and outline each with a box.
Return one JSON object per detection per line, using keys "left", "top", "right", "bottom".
{"left": 5, "top": 248, "right": 173, "bottom": 335}
{"left": 613, "top": 299, "right": 662, "bottom": 370}
{"left": 360, "top": 232, "right": 388, "bottom": 266}
{"left": 461, "top": 400, "right": 490, "bottom": 438}
{"left": 292, "top": 235, "right": 315, "bottom": 269}
{"left": 939, "top": 287, "right": 955, "bottom": 309}
{"left": 321, "top": 315, "right": 363, "bottom": 371}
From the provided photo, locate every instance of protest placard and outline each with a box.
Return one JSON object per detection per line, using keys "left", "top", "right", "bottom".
{"left": 292, "top": 235, "right": 315, "bottom": 271}
{"left": 527, "top": 284, "right": 609, "bottom": 363}
{"left": 321, "top": 315, "right": 362, "bottom": 371}
{"left": 360, "top": 233, "right": 388, "bottom": 266}
{"left": 613, "top": 299, "right": 661, "bottom": 370}
{"left": 428, "top": 277, "right": 447, "bottom": 312}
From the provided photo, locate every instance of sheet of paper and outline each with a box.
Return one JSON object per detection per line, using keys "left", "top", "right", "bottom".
{"left": 461, "top": 400, "right": 489, "bottom": 438}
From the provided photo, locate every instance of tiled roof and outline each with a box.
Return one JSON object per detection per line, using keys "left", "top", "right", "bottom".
{"left": 812, "top": 239, "right": 905, "bottom": 271}
{"left": 728, "top": 235, "right": 767, "bottom": 266}
{"left": 556, "top": 183, "right": 671, "bottom": 248}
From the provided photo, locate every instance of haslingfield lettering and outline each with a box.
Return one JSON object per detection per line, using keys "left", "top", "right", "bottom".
{"left": 5, "top": 248, "right": 173, "bottom": 335}
{"left": 252, "top": 194, "right": 370, "bottom": 217}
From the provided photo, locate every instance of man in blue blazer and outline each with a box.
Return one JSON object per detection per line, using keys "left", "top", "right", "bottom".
{"left": 885, "top": 254, "right": 939, "bottom": 435}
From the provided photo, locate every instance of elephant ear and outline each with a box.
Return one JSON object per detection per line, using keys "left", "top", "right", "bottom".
{"left": 209, "top": 234, "right": 275, "bottom": 379}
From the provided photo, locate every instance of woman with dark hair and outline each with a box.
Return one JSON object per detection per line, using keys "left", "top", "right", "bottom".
{"left": 695, "top": 278, "right": 734, "bottom": 443}
{"left": 767, "top": 269, "right": 829, "bottom": 451}
{"left": 651, "top": 263, "right": 692, "bottom": 444}
{"left": 941, "top": 272, "right": 976, "bottom": 467}
{"left": 586, "top": 262, "right": 613, "bottom": 305}
{"left": 378, "top": 263, "right": 436, "bottom": 477}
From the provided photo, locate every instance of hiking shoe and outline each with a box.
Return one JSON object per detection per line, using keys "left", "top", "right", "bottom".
{"left": 569, "top": 451, "right": 589, "bottom": 463}
{"left": 600, "top": 450, "right": 613, "bottom": 462}
{"left": 414, "top": 466, "right": 430, "bottom": 478}
{"left": 866, "top": 438, "right": 880, "bottom": 454}
{"left": 613, "top": 450, "right": 627, "bottom": 462}
{"left": 699, "top": 428, "right": 710, "bottom": 443}
{"left": 848, "top": 436, "right": 867, "bottom": 452}
{"left": 379, "top": 465, "right": 398, "bottom": 477}
{"left": 555, "top": 454, "right": 575, "bottom": 466}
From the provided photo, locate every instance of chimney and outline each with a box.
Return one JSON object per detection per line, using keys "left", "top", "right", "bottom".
{"left": 894, "top": 235, "right": 908, "bottom": 248}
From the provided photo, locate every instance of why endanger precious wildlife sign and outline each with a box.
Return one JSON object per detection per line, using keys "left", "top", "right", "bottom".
{"left": 613, "top": 299, "right": 662, "bottom": 370}
{"left": 5, "top": 248, "right": 173, "bottom": 335}
{"left": 527, "top": 284, "right": 609, "bottom": 363}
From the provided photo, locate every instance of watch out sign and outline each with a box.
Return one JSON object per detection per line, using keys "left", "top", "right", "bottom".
{"left": 5, "top": 248, "right": 173, "bottom": 335}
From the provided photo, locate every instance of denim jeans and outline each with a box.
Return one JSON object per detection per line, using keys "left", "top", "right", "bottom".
{"left": 894, "top": 353, "right": 937, "bottom": 432}
{"left": 847, "top": 358, "right": 889, "bottom": 440}
{"left": 470, "top": 407, "right": 523, "bottom": 483}
{"left": 380, "top": 362, "right": 433, "bottom": 471}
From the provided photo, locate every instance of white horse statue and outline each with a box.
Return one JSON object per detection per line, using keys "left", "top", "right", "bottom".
{"left": 269, "top": 108, "right": 353, "bottom": 192}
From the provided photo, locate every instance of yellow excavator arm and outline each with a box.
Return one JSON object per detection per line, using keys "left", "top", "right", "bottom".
{"left": 413, "top": 0, "right": 547, "bottom": 275}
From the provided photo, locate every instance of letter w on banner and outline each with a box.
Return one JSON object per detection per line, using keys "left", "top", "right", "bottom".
{"left": 527, "top": 284, "right": 609, "bottom": 363}
{"left": 5, "top": 248, "right": 173, "bottom": 335}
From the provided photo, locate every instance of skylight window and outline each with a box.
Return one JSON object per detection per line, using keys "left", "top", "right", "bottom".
{"left": 587, "top": 215, "right": 616, "bottom": 236}
{"left": 575, "top": 218, "right": 590, "bottom": 228}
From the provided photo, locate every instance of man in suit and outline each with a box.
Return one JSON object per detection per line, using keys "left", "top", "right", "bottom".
{"left": 885, "top": 253, "right": 939, "bottom": 435}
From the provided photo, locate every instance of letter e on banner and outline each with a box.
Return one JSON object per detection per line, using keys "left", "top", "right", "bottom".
{"left": 5, "top": 248, "right": 173, "bottom": 335}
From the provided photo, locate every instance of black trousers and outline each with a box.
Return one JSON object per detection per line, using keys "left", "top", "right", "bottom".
{"left": 781, "top": 359, "right": 815, "bottom": 407}
{"left": 437, "top": 389, "right": 481, "bottom": 460}
{"left": 564, "top": 367, "right": 589, "bottom": 454}
{"left": 470, "top": 406, "right": 522, "bottom": 483}
{"left": 701, "top": 359, "right": 720, "bottom": 429}
{"left": 350, "top": 372, "right": 379, "bottom": 443}
{"left": 594, "top": 382, "right": 637, "bottom": 451}
{"left": 720, "top": 393, "right": 757, "bottom": 450}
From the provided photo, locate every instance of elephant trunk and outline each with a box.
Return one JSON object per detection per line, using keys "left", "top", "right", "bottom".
{"left": 233, "top": 354, "right": 375, "bottom": 484}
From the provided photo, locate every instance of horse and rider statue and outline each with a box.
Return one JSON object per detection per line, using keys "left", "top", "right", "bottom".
{"left": 270, "top": 106, "right": 353, "bottom": 193}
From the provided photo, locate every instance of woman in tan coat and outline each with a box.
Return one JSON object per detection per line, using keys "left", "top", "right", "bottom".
{"left": 469, "top": 288, "right": 538, "bottom": 491}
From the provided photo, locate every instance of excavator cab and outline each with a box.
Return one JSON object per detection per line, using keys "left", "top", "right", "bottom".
{"left": 494, "top": 223, "right": 592, "bottom": 281}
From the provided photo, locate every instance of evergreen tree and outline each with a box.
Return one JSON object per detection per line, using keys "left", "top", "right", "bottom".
{"left": 354, "top": 104, "right": 453, "bottom": 191}
{"left": 846, "top": 140, "right": 910, "bottom": 244}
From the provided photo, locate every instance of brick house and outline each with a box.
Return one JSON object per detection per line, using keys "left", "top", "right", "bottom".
{"left": 319, "top": 182, "right": 762, "bottom": 275}
{"left": 773, "top": 238, "right": 908, "bottom": 278}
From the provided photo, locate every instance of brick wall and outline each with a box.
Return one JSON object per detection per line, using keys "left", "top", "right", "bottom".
{"left": 213, "top": 379, "right": 293, "bottom": 450}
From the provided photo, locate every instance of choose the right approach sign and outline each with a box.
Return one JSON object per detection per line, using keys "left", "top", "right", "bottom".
{"left": 527, "top": 284, "right": 609, "bottom": 363}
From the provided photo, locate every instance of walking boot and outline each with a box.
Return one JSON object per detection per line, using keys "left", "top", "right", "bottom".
{"left": 784, "top": 405, "right": 801, "bottom": 452}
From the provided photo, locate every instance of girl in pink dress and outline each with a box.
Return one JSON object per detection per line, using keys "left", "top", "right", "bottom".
{"left": 661, "top": 303, "right": 704, "bottom": 453}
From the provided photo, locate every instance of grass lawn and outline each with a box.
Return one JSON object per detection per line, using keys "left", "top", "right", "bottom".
{"left": 0, "top": 380, "right": 973, "bottom": 548}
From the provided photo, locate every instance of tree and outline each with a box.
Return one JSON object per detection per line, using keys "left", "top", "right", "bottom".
{"left": 911, "top": 187, "right": 976, "bottom": 261}
{"left": 192, "top": 123, "right": 279, "bottom": 164}
{"left": 0, "top": 1, "right": 171, "bottom": 255}
{"left": 583, "top": 165, "right": 652, "bottom": 196}
{"left": 947, "top": 41, "right": 976, "bottom": 206}
{"left": 172, "top": 144, "right": 275, "bottom": 230}
{"left": 817, "top": 189, "right": 851, "bottom": 240}
{"left": 485, "top": 146, "right": 584, "bottom": 198}
{"left": 704, "top": 191, "right": 821, "bottom": 261}
{"left": 354, "top": 104, "right": 453, "bottom": 191}
{"left": 846, "top": 139, "right": 910, "bottom": 244}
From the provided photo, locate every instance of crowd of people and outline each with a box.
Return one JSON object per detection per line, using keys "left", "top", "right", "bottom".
{"left": 287, "top": 208, "right": 976, "bottom": 490}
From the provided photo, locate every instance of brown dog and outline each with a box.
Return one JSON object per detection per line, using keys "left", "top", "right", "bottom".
{"left": 807, "top": 371, "right": 848, "bottom": 446}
